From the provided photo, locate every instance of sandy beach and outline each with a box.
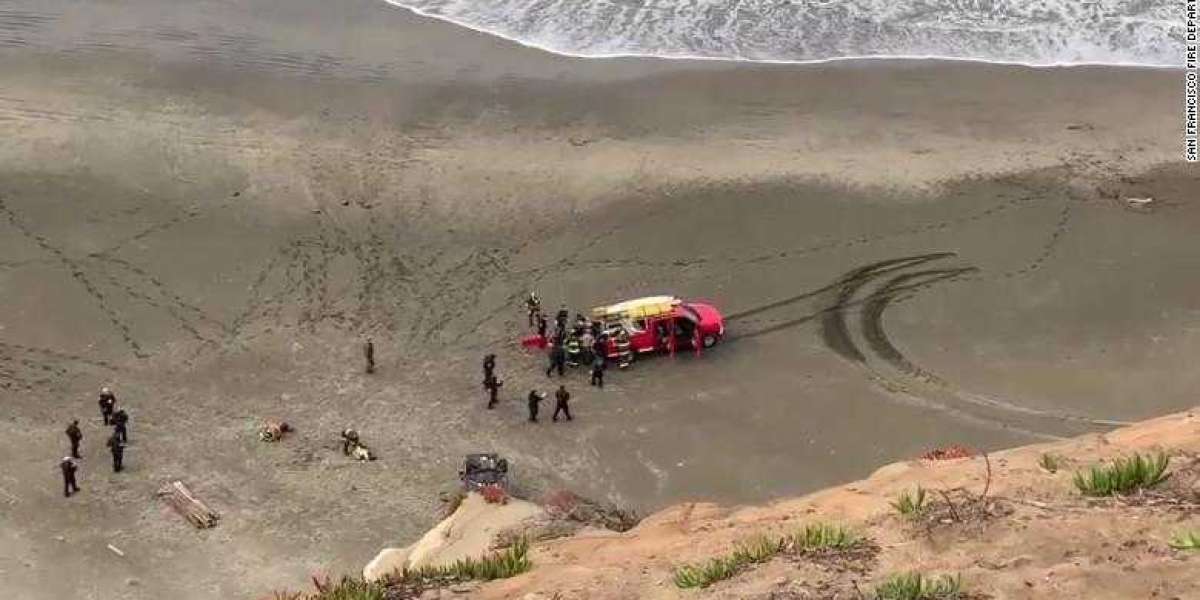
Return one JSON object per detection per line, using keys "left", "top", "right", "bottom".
{"left": 0, "top": 0, "right": 1197, "bottom": 598}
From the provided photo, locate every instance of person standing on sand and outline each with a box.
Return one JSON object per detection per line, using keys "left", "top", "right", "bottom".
{"left": 483, "top": 353, "right": 496, "bottom": 379}
{"left": 552, "top": 385, "right": 572, "bottom": 422}
{"left": 363, "top": 337, "right": 375, "bottom": 374}
{"left": 60, "top": 457, "right": 79, "bottom": 497}
{"left": 65, "top": 420, "right": 82, "bottom": 459}
{"left": 483, "top": 373, "right": 503, "bottom": 409}
{"left": 106, "top": 432, "right": 125, "bottom": 473}
{"left": 593, "top": 331, "right": 608, "bottom": 362}
{"left": 527, "top": 390, "right": 544, "bottom": 422}
{"left": 98, "top": 386, "right": 116, "bottom": 425}
{"left": 546, "top": 341, "right": 566, "bottom": 378}
{"left": 525, "top": 292, "right": 541, "bottom": 328}
{"left": 590, "top": 355, "right": 605, "bottom": 388}
{"left": 580, "top": 329, "right": 595, "bottom": 365}
{"left": 112, "top": 408, "right": 129, "bottom": 444}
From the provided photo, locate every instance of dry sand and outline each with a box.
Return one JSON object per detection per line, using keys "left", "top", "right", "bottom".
{"left": 0, "top": 1, "right": 1197, "bottom": 598}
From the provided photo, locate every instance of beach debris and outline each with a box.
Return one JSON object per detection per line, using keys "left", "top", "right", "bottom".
{"left": 1066, "top": 123, "right": 1094, "bottom": 131}
{"left": 258, "top": 420, "right": 293, "bottom": 442}
{"left": 568, "top": 136, "right": 593, "bottom": 147}
{"left": 156, "top": 481, "right": 220, "bottom": 529}
{"left": 107, "top": 544, "right": 125, "bottom": 557}
{"left": 1124, "top": 197, "right": 1154, "bottom": 209}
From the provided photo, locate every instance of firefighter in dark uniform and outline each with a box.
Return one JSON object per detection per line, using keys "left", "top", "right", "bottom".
{"left": 527, "top": 390, "right": 545, "bottom": 422}
{"left": 590, "top": 355, "right": 605, "bottom": 388}
{"left": 593, "top": 331, "right": 609, "bottom": 361}
{"left": 106, "top": 431, "right": 125, "bottom": 473}
{"left": 364, "top": 336, "right": 375, "bottom": 374}
{"left": 61, "top": 457, "right": 79, "bottom": 497}
{"left": 483, "top": 373, "right": 503, "bottom": 409}
{"left": 98, "top": 387, "right": 116, "bottom": 425}
{"left": 545, "top": 341, "right": 566, "bottom": 377}
{"left": 482, "top": 353, "right": 496, "bottom": 379}
{"left": 552, "top": 385, "right": 572, "bottom": 422}
{"left": 555, "top": 305, "right": 569, "bottom": 331}
{"left": 536, "top": 313, "right": 548, "bottom": 339}
{"left": 112, "top": 408, "right": 129, "bottom": 444}
{"left": 65, "top": 420, "right": 82, "bottom": 459}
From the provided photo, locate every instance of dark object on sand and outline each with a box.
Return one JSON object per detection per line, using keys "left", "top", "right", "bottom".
{"left": 459, "top": 453, "right": 509, "bottom": 492}
{"left": 157, "top": 481, "right": 220, "bottom": 529}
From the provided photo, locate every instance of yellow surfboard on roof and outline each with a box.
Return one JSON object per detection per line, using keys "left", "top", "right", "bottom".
{"left": 592, "top": 295, "right": 680, "bottom": 320}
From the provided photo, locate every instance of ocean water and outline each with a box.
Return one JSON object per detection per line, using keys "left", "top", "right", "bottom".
{"left": 383, "top": 0, "right": 1183, "bottom": 66}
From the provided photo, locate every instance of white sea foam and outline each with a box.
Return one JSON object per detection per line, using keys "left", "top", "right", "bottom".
{"left": 381, "top": 0, "right": 1183, "bottom": 67}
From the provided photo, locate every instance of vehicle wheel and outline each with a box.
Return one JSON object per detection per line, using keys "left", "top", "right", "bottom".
{"left": 702, "top": 334, "right": 719, "bottom": 348}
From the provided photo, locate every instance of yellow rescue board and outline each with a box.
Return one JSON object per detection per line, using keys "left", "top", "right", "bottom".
{"left": 592, "top": 295, "right": 680, "bottom": 320}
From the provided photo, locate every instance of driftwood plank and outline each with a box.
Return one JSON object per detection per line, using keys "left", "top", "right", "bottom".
{"left": 156, "top": 481, "right": 219, "bottom": 529}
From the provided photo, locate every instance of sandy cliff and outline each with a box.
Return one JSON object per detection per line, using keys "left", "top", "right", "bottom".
{"left": 468, "top": 409, "right": 1199, "bottom": 599}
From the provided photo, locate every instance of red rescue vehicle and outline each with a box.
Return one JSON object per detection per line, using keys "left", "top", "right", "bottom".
{"left": 592, "top": 295, "right": 725, "bottom": 359}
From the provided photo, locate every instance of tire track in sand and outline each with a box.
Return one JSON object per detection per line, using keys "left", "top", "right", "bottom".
{"left": 813, "top": 256, "right": 1060, "bottom": 439}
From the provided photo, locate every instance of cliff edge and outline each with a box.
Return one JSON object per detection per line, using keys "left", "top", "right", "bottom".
{"left": 465, "top": 409, "right": 1199, "bottom": 599}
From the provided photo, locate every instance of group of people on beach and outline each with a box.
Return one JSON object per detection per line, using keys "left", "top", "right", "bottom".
{"left": 59, "top": 291, "right": 617, "bottom": 498}
{"left": 478, "top": 292, "right": 629, "bottom": 423}
{"left": 59, "top": 386, "right": 132, "bottom": 497}
{"left": 483, "top": 353, "right": 575, "bottom": 424}
{"left": 472, "top": 292, "right": 630, "bottom": 424}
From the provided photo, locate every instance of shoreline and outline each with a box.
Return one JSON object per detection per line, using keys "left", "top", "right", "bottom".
{"left": 381, "top": 0, "right": 1184, "bottom": 71}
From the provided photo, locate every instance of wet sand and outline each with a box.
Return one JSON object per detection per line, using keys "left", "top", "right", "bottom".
{"left": 1, "top": 0, "right": 1198, "bottom": 598}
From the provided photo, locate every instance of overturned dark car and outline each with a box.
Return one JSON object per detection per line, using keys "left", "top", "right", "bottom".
{"left": 459, "top": 453, "right": 509, "bottom": 492}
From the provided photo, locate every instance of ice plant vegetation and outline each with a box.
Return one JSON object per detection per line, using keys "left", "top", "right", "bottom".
{"left": 891, "top": 486, "right": 928, "bottom": 517}
{"left": 1072, "top": 452, "right": 1170, "bottom": 496}
{"left": 874, "top": 572, "right": 965, "bottom": 600}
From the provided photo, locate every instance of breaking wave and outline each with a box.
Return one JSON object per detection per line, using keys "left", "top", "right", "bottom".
{"left": 381, "top": 0, "right": 1183, "bottom": 67}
